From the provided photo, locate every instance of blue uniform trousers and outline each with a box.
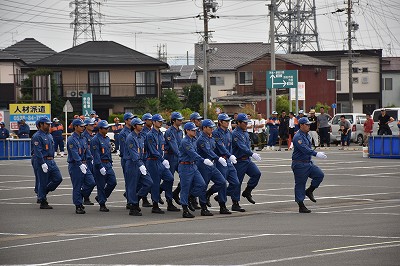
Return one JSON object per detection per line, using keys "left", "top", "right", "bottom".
{"left": 31, "top": 157, "right": 38, "bottom": 196}
{"left": 165, "top": 154, "right": 179, "bottom": 176}
{"left": 125, "top": 160, "right": 153, "bottom": 204}
{"left": 232, "top": 159, "right": 261, "bottom": 197}
{"left": 217, "top": 162, "right": 240, "bottom": 202}
{"left": 35, "top": 159, "right": 63, "bottom": 201}
{"left": 93, "top": 162, "right": 117, "bottom": 205}
{"left": 146, "top": 160, "right": 174, "bottom": 203}
{"left": 53, "top": 137, "right": 64, "bottom": 152}
{"left": 121, "top": 158, "right": 128, "bottom": 197}
{"left": 197, "top": 162, "right": 226, "bottom": 203}
{"left": 114, "top": 134, "right": 120, "bottom": 152}
{"left": 291, "top": 161, "right": 324, "bottom": 202}
{"left": 268, "top": 129, "right": 278, "bottom": 146}
{"left": 68, "top": 163, "right": 96, "bottom": 206}
{"left": 178, "top": 164, "right": 207, "bottom": 206}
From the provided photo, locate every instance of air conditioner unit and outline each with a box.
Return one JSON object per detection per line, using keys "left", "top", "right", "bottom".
{"left": 66, "top": 90, "right": 87, "bottom": 97}
{"left": 77, "top": 90, "right": 87, "bottom": 97}
{"left": 361, "top": 77, "right": 368, "bottom": 84}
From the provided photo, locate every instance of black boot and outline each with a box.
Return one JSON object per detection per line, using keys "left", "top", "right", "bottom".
{"left": 231, "top": 201, "right": 246, "bottom": 212}
{"left": 219, "top": 202, "right": 232, "bottom": 214}
{"left": 188, "top": 195, "right": 196, "bottom": 211}
{"left": 305, "top": 186, "right": 317, "bottom": 203}
{"left": 75, "top": 205, "right": 85, "bottom": 214}
{"left": 40, "top": 200, "right": 53, "bottom": 209}
{"left": 192, "top": 196, "right": 201, "bottom": 209}
{"left": 205, "top": 189, "right": 213, "bottom": 207}
{"left": 129, "top": 203, "right": 142, "bottom": 216}
{"left": 214, "top": 195, "right": 219, "bottom": 203}
{"left": 151, "top": 202, "right": 165, "bottom": 214}
{"left": 158, "top": 187, "right": 164, "bottom": 205}
{"left": 242, "top": 187, "right": 255, "bottom": 204}
{"left": 99, "top": 204, "right": 109, "bottom": 212}
{"left": 298, "top": 201, "right": 311, "bottom": 213}
{"left": 126, "top": 203, "right": 132, "bottom": 210}
{"left": 167, "top": 199, "right": 180, "bottom": 212}
{"left": 182, "top": 205, "right": 195, "bottom": 218}
{"left": 200, "top": 203, "right": 213, "bottom": 216}
{"left": 173, "top": 183, "right": 181, "bottom": 205}
{"left": 141, "top": 196, "right": 152, "bottom": 207}
{"left": 83, "top": 196, "right": 94, "bottom": 205}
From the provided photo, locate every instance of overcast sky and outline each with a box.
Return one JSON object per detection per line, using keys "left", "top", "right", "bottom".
{"left": 0, "top": 0, "right": 399, "bottom": 65}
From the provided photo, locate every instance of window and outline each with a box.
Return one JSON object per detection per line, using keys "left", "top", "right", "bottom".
{"left": 352, "top": 77, "right": 359, "bottom": 84}
{"left": 362, "top": 67, "right": 368, "bottom": 73}
{"left": 336, "top": 80, "right": 341, "bottom": 91}
{"left": 352, "top": 67, "right": 359, "bottom": 73}
{"left": 239, "top": 71, "right": 253, "bottom": 85}
{"left": 136, "top": 71, "right": 156, "bottom": 95}
{"left": 327, "top": 69, "right": 335, "bottom": 80}
{"left": 89, "top": 71, "right": 110, "bottom": 95}
{"left": 210, "top": 76, "right": 224, "bottom": 86}
{"left": 53, "top": 71, "right": 62, "bottom": 96}
{"left": 384, "top": 78, "right": 393, "bottom": 90}
{"left": 124, "top": 107, "right": 134, "bottom": 113}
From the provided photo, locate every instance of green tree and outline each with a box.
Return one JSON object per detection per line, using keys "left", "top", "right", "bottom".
{"left": 20, "top": 68, "right": 65, "bottom": 118}
{"left": 276, "top": 95, "right": 295, "bottom": 113}
{"left": 314, "top": 102, "right": 331, "bottom": 112}
{"left": 183, "top": 84, "right": 203, "bottom": 112}
{"left": 160, "top": 89, "right": 182, "bottom": 111}
{"left": 144, "top": 98, "right": 160, "bottom": 114}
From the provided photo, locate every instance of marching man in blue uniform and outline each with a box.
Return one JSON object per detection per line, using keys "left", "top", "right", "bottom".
{"left": 197, "top": 119, "right": 231, "bottom": 215}
{"left": 164, "top": 111, "right": 184, "bottom": 205}
{"left": 213, "top": 113, "right": 243, "bottom": 212}
{"left": 145, "top": 114, "right": 179, "bottom": 214}
{"left": 0, "top": 122, "right": 10, "bottom": 139}
{"left": 125, "top": 118, "right": 153, "bottom": 216}
{"left": 189, "top": 112, "right": 203, "bottom": 138}
{"left": 120, "top": 112, "right": 134, "bottom": 208}
{"left": 90, "top": 120, "right": 117, "bottom": 212}
{"left": 67, "top": 118, "right": 96, "bottom": 214}
{"left": 138, "top": 113, "right": 153, "bottom": 207}
{"left": 31, "top": 117, "right": 63, "bottom": 209}
{"left": 232, "top": 113, "right": 262, "bottom": 205}
{"left": 81, "top": 118, "right": 96, "bottom": 205}
{"left": 178, "top": 122, "right": 213, "bottom": 218}
{"left": 291, "top": 117, "right": 327, "bottom": 213}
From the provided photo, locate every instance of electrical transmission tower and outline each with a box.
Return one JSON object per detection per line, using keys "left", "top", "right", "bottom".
{"left": 272, "top": 0, "right": 320, "bottom": 53}
{"left": 70, "top": 0, "right": 104, "bottom": 47}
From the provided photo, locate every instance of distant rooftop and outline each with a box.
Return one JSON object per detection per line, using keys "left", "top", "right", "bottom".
{"left": 382, "top": 57, "right": 400, "bottom": 72}
{"left": 3, "top": 38, "right": 56, "bottom": 64}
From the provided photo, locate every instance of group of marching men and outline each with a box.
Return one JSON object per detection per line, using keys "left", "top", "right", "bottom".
{"left": 31, "top": 111, "right": 264, "bottom": 218}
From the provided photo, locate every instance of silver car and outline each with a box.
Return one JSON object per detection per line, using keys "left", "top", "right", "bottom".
{"left": 329, "top": 113, "right": 367, "bottom": 145}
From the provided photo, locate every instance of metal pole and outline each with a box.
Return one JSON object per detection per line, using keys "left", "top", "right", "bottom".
{"left": 65, "top": 109, "right": 68, "bottom": 147}
{"left": 348, "top": 0, "right": 354, "bottom": 112}
{"left": 203, "top": 40, "right": 208, "bottom": 119}
{"left": 269, "top": 0, "right": 276, "bottom": 114}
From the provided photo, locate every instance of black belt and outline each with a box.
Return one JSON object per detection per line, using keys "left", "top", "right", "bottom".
{"left": 43, "top": 157, "right": 54, "bottom": 160}
{"left": 180, "top": 161, "right": 194, "bottom": 165}
{"left": 293, "top": 160, "right": 311, "bottom": 163}
{"left": 238, "top": 157, "right": 249, "bottom": 160}
{"left": 101, "top": 159, "right": 110, "bottom": 163}
{"left": 147, "top": 157, "right": 158, "bottom": 160}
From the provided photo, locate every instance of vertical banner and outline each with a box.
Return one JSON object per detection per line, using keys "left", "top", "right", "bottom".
{"left": 82, "top": 93, "right": 93, "bottom": 118}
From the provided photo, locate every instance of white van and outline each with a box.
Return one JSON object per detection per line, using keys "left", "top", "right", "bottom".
{"left": 329, "top": 113, "right": 367, "bottom": 144}
{"left": 371, "top": 108, "right": 400, "bottom": 136}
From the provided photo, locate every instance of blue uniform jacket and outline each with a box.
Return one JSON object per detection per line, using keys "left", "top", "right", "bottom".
{"left": 145, "top": 128, "right": 165, "bottom": 162}
{"left": 292, "top": 130, "right": 317, "bottom": 161}
{"left": 18, "top": 124, "right": 30, "bottom": 138}
{"left": 164, "top": 126, "right": 183, "bottom": 156}
{"left": 0, "top": 127, "right": 9, "bottom": 139}
{"left": 125, "top": 131, "right": 146, "bottom": 167}
{"left": 67, "top": 132, "right": 92, "bottom": 165}
{"left": 232, "top": 127, "right": 253, "bottom": 159}
{"left": 267, "top": 117, "right": 279, "bottom": 130}
{"left": 82, "top": 130, "right": 94, "bottom": 149}
{"left": 178, "top": 135, "right": 204, "bottom": 164}
{"left": 197, "top": 131, "right": 219, "bottom": 161}
{"left": 32, "top": 130, "right": 55, "bottom": 165}
{"left": 141, "top": 125, "right": 152, "bottom": 138}
{"left": 212, "top": 126, "right": 233, "bottom": 159}
{"left": 119, "top": 126, "right": 132, "bottom": 159}
{"left": 50, "top": 123, "right": 63, "bottom": 138}
{"left": 91, "top": 133, "right": 113, "bottom": 167}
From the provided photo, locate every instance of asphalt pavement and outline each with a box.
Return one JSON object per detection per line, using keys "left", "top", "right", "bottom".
{"left": 0, "top": 147, "right": 399, "bottom": 265}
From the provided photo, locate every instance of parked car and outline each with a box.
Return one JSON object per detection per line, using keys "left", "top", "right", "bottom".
{"left": 371, "top": 107, "right": 400, "bottom": 136}
{"left": 329, "top": 113, "right": 367, "bottom": 145}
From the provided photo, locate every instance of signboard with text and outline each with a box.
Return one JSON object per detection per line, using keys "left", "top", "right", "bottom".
{"left": 9, "top": 103, "right": 51, "bottom": 130}
{"left": 82, "top": 93, "right": 93, "bottom": 118}
{"left": 290, "top": 82, "right": 306, "bottom": 101}
{"left": 267, "top": 70, "right": 298, "bottom": 89}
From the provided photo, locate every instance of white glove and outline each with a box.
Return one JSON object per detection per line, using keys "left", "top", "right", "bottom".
{"left": 139, "top": 165, "right": 147, "bottom": 175}
{"left": 203, "top": 158, "right": 214, "bottom": 166}
{"left": 316, "top": 152, "right": 328, "bottom": 159}
{"left": 79, "top": 164, "right": 87, "bottom": 174}
{"left": 229, "top": 155, "right": 237, "bottom": 164}
{"left": 162, "top": 159, "right": 170, "bottom": 169}
{"left": 218, "top": 157, "right": 227, "bottom": 167}
{"left": 41, "top": 163, "right": 48, "bottom": 173}
{"left": 252, "top": 153, "right": 262, "bottom": 161}
{"left": 100, "top": 167, "right": 107, "bottom": 176}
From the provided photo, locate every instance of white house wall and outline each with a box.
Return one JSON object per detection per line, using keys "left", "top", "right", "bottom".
{"left": 197, "top": 72, "right": 236, "bottom": 101}
{"left": 382, "top": 72, "right": 400, "bottom": 107}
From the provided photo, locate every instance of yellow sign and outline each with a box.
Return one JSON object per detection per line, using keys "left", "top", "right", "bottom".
{"left": 9, "top": 103, "right": 51, "bottom": 130}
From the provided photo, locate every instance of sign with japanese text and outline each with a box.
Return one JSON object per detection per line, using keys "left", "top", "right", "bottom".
{"left": 290, "top": 82, "right": 305, "bottom": 101}
{"left": 82, "top": 93, "right": 93, "bottom": 118}
{"left": 9, "top": 103, "right": 51, "bottom": 130}
{"left": 267, "top": 70, "right": 298, "bottom": 89}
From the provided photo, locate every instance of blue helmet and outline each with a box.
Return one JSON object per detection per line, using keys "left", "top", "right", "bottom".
{"left": 0, "top": 121, "right": 5, "bottom": 126}
{"left": 201, "top": 119, "right": 216, "bottom": 128}
{"left": 142, "top": 113, "right": 153, "bottom": 120}
{"left": 123, "top": 112, "right": 134, "bottom": 121}
{"left": 152, "top": 114, "right": 165, "bottom": 122}
{"left": 38, "top": 116, "right": 52, "bottom": 124}
{"left": 131, "top": 118, "right": 145, "bottom": 126}
{"left": 97, "top": 120, "right": 110, "bottom": 128}
{"left": 298, "top": 117, "right": 311, "bottom": 125}
{"left": 72, "top": 118, "right": 85, "bottom": 127}
{"left": 90, "top": 110, "right": 96, "bottom": 115}
{"left": 218, "top": 113, "right": 231, "bottom": 121}
{"left": 171, "top": 111, "right": 184, "bottom": 120}
{"left": 236, "top": 113, "right": 249, "bottom": 122}
{"left": 190, "top": 112, "right": 203, "bottom": 120}
{"left": 184, "top": 122, "right": 197, "bottom": 131}
{"left": 84, "top": 118, "right": 95, "bottom": 125}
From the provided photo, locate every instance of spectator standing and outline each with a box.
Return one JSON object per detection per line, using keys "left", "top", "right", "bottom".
{"left": 230, "top": 113, "right": 239, "bottom": 130}
{"left": 287, "top": 112, "right": 298, "bottom": 150}
{"left": 278, "top": 110, "right": 289, "bottom": 151}
{"left": 0, "top": 122, "right": 10, "bottom": 139}
{"left": 308, "top": 109, "right": 319, "bottom": 148}
{"left": 338, "top": 115, "right": 351, "bottom": 147}
{"left": 377, "top": 108, "right": 394, "bottom": 135}
{"left": 363, "top": 113, "right": 374, "bottom": 146}
{"left": 254, "top": 113, "right": 266, "bottom": 151}
{"left": 18, "top": 119, "right": 30, "bottom": 138}
{"left": 266, "top": 111, "right": 280, "bottom": 150}
{"left": 50, "top": 118, "right": 64, "bottom": 157}
{"left": 111, "top": 117, "right": 124, "bottom": 155}
{"left": 317, "top": 107, "right": 332, "bottom": 147}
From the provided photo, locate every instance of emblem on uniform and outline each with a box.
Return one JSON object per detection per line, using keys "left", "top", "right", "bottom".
{"left": 34, "top": 141, "right": 39, "bottom": 146}
{"left": 167, "top": 137, "right": 171, "bottom": 141}
{"left": 298, "top": 140, "right": 302, "bottom": 144}
{"left": 93, "top": 145, "right": 97, "bottom": 149}
{"left": 185, "top": 145, "right": 190, "bottom": 150}
{"left": 129, "top": 144, "right": 133, "bottom": 148}
{"left": 69, "top": 144, "right": 73, "bottom": 148}
{"left": 234, "top": 138, "right": 238, "bottom": 142}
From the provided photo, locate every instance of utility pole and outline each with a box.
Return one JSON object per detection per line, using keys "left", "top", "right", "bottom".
{"left": 347, "top": 0, "right": 354, "bottom": 112}
{"left": 268, "top": 0, "right": 276, "bottom": 116}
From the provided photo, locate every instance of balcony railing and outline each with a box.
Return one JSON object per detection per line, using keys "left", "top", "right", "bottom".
{"left": 61, "top": 83, "right": 158, "bottom": 98}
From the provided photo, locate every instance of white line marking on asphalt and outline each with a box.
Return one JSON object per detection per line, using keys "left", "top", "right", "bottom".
{"left": 0, "top": 233, "right": 27, "bottom": 236}
{"left": 316, "top": 205, "right": 400, "bottom": 213}
{"left": 313, "top": 240, "right": 400, "bottom": 252}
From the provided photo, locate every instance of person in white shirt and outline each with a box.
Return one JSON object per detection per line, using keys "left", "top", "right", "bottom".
{"left": 254, "top": 113, "right": 266, "bottom": 151}
{"left": 246, "top": 114, "right": 256, "bottom": 151}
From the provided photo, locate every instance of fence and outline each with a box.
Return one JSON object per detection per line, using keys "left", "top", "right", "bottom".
{"left": 0, "top": 139, "right": 32, "bottom": 160}
{"left": 368, "top": 136, "right": 400, "bottom": 159}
